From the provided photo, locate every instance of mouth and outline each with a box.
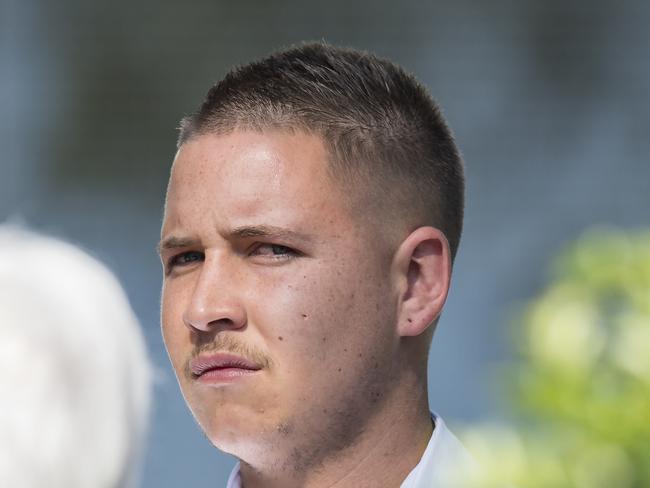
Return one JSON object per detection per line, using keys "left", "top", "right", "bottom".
{"left": 189, "top": 352, "right": 262, "bottom": 385}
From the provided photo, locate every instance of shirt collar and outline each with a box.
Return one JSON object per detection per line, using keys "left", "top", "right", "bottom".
{"left": 400, "top": 412, "right": 473, "bottom": 487}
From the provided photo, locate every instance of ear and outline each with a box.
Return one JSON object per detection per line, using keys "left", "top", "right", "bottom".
{"left": 392, "top": 226, "right": 452, "bottom": 337}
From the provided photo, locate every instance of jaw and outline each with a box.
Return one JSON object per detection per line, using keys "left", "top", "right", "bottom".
{"left": 241, "top": 361, "right": 402, "bottom": 477}
{"left": 234, "top": 368, "right": 428, "bottom": 488}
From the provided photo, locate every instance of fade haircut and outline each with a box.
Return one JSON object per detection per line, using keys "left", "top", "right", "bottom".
{"left": 178, "top": 42, "right": 465, "bottom": 259}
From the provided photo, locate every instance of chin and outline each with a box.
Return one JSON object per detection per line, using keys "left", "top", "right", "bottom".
{"left": 198, "top": 407, "right": 268, "bottom": 451}
{"left": 204, "top": 412, "right": 292, "bottom": 469}
{"left": 210, "top": 427, "right": 283, "bottom": 468}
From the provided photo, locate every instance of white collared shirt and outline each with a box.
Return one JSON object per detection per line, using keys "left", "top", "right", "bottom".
{"left": 225, "top": 413, "right": 472, "bottom": 488}
{"left": 400, "top": 414, "right": 473, "bottom": 487}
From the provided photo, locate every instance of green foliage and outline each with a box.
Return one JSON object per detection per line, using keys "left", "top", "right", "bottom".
{"left": 458, "top": 229, "right": 650, "bottom": 488}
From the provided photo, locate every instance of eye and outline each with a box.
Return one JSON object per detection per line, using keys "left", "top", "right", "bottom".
{"left": 250, "top": 243, "right": 299, "bottom": 261}
{"left": 166, "top": 250, "right": 204, "bottom": 272}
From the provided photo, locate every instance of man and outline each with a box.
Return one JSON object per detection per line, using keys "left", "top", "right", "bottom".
{"left": 159, "top": 42, "right": 468, "bottom": 487}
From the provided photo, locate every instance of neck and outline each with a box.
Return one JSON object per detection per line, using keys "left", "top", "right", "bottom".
{"left": 240, "top": 374, "right": 432, "bottom": 488}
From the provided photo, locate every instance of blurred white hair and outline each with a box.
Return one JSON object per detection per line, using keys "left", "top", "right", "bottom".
{"left": 0, "top": 225, "right": 152, "bottom": 488}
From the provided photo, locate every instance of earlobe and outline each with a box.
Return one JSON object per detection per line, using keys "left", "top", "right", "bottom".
{"left": 394, "top": 227, "right": 451, "bottom": 337}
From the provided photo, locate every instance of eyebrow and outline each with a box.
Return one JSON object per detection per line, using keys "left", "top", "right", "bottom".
{"left": 229, "top": 225, "right": 311, "bottom": 242}
{"left": 156, "top": 225, "right": 311, "bottom": 255}
{"left": 156, "top": 236, "right": 200, "bottom": 255}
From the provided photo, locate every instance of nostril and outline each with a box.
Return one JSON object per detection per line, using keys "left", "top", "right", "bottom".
{"left": 205, "top": 318, "right": 236, "bottom": 329}
{"left": 183, "top": 303, "right": 247, "bottom": 332}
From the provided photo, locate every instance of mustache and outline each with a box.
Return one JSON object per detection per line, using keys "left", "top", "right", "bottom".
{"left": 184, "top": 335, "right": 273, "bottom": 380}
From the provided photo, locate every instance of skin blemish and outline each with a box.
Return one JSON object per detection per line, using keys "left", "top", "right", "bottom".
{"left": 277, "top": 423, "right": 292, "bottom": 435}
{"left": 278, "top": 336, "right": 284, "bottom": 341}
{"left": 322, "top": 336, "right": 327, "bottom": 342}
{"left": 301, "top": 313, "right": 308, "bottom": 318}
{"left": 407, "top": 318, "right": 412, "bottom": 323}
{"left": 337, "top": 368, "right": 342, "bottom": 372}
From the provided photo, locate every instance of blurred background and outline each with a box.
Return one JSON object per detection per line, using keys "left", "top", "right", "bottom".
{"left": 2, "top": 0, "right": 648, "bottom": 486}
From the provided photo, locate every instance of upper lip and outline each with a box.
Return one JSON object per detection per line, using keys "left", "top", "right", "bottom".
{"left": 190, "top": 353, "right": 262, "bottom": 377}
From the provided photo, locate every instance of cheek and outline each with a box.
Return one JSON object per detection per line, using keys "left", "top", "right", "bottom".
{"left": 160, "top": 282, "right": 190, "bottom": 363}
{"left": 255, "top": 258, "right": 393, "bottom": 364}
{"left": 253, "top": 263, "right": 397, "bottom": 426}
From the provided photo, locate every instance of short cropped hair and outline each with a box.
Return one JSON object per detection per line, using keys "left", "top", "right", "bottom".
{"left": 179, "top": 42, "right": 465, "bottom": 259}
{"left": 0, "top": 226, "right": 152, "bottom": 488}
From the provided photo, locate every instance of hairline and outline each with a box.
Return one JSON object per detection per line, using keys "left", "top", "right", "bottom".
{"left": 175, "top": 42, "right": 464, "bottom": 261}
{"left": 178, "top": 121, "right": 429, "bottom": 245}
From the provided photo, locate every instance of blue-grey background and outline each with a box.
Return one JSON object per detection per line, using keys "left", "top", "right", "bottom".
{"left": 2, "top": 1, "right": 648, "bottom": 486}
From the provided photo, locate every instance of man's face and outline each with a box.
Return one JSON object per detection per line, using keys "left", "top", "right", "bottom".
{"left": 160, "top": 130, "right": 401, "bottom": 465}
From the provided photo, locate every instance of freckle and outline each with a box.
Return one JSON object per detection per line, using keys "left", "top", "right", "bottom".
{"left": 344, "top": 348, "right": 348, "bottom": 352}
{"left": 407, "top": 318, "right": 412, "bottom": 323}
{"left": 337, "top": 368, "right": 342, "bottom": 372}
{"left": 322, "top": 408, "right": 328, "bottom": 414}
{"left": 301, "top": 313, "right": 308, "bottom": 318}
{"left": 322, "top": 336, "right": 327, "bottom": 342}
{"left": 278, "top": 336, "right": 283, "bottom": 341}
{"left": 358, "top": 353, "right": 362, "bottom": 358}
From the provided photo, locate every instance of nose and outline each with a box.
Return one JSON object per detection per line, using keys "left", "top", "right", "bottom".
{"left": 182, "top": 259, "right": 247, "bottom": 333}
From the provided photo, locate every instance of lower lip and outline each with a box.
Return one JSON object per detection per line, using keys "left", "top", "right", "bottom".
{"left": 196, "top": 367, "right": 260, "bottom": 385}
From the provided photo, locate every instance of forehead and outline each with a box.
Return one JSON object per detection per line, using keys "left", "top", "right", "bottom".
{"left": 162, "top": 130, "right": 352, "bottom": 237}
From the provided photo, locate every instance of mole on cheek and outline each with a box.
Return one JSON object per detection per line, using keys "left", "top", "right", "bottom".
{"left": 278, "top": 336, "right": 284, "bottom": 341}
